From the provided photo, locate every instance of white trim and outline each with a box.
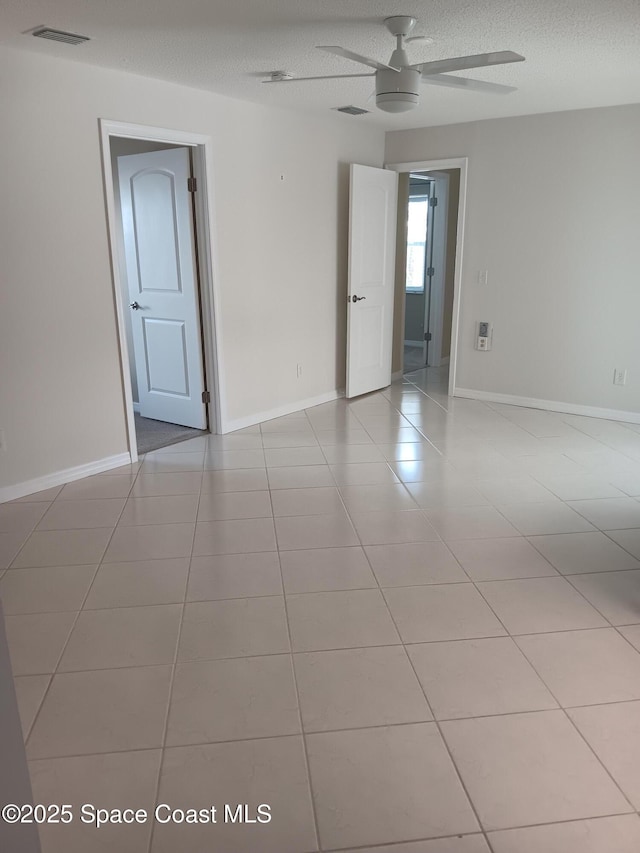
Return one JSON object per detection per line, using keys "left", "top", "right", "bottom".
{"left": 386, "top": 157, "right": 468, "bottom": 400}
{"left": 190, "top": 140, "right": 227, "bottom": 433}
{"left": 387, "top": 159, "right": 466, "bottom": 173}
{"left": 132, "top": 403, "right": 140, "bottom": 414}
{"left": 223, "top": 390, "right": 345, "bottom": 433}
{"left": 98, "top": 120, "right": 225, "bottom": 464}
{"left": 454, "top": 388, "right": 640, "bottom": 425}
{"left": 0, "top": 453, "right": 132, "bottom": 504}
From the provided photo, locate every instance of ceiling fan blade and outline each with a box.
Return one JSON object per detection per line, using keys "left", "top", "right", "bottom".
{"left": 413, "top": 50, "right": 524, "bottom": 76}
{"left": 263, "top": 73, "right": 375, "bottom": 83}
{"left": 421, "top": 73, "right": 517, "bottom": 94}
{"left": 317, "top": 45, "right": 399, "bottom": 72}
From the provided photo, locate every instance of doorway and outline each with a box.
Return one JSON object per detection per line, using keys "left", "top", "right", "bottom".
{"left": 402, "top": 169, "right": 460, "bottom": 376}
{"left": 404, "top": 173, "right": 436, "bottom": 371}
{"left": 387, "top": 157, "right": 467, "bottom": 398}
{"left": 100, "top": 121, "right": 223, "bottom": 461}
{"left": 110, "top": 138, "right": 208, "bottom": 453}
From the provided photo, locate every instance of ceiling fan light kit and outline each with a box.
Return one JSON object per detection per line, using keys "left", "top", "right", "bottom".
{"left": 263, "top": 14, "right": 524, "bottom": 114}
{"left": 376, "top": 67, "right": 421, "bottom": 112}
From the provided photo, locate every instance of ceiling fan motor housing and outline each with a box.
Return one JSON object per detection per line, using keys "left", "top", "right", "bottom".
{"left": 376, "top": 67, "right": 421, "bottom": 112}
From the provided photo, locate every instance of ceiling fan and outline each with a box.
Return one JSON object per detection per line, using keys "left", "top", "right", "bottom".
{"left": 264, "top": 15, "right": 524, "bottom": 113}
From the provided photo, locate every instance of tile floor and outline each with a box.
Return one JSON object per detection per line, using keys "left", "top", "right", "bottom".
{"left": 4, "top": 367, "right": 640, "bottom": 851}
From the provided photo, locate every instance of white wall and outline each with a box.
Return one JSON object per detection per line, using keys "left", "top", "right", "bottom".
{"left": 386, "top": 104, "right": 640, "bottom": 414}
{"left": 0, "top": 47, "right": 384, "bottom": 493}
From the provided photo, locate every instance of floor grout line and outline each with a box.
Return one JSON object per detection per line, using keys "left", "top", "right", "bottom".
{"left": 512, "top": 642, "right": 640, "bottom": 816}
{"left": 10, "top": 370, "right": 640, "bottom": 850}
{"left": 378, "top": 566, "right": 490, "bottom": 846}
{"left": 267, "top": 465, "right": 323, "bottom": 853}
{"left": 22, "top": 490, "right": 135, "bottom": 750}
{"left": 145, "top": 476, "right": 201, "bottom": 853}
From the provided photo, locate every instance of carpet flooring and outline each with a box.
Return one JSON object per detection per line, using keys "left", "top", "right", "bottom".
{"left": 134, "top": 413, "right": 206, "bottom": 454}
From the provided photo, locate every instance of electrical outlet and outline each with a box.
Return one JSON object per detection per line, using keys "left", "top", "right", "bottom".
{"left": 476, "top": 321, "right": 492, "bottom": 351}
{"left": 478, "top": 270, "right": 488, "bottom": 286}
{"left": 296, "top": 363, "right": 303, "bottom": 379}
{"left": 0, "top": 429, "right": 6, "bottom": 452}
{"left": 614, "top": 369, "right": 627, "bottom": 386}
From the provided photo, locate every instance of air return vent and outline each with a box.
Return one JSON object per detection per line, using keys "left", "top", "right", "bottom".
{"left": 334, "top": 105, "right": 370, "bottom": 116}
{"left": 31, "top": 27, "right": 90, "bottom": 46}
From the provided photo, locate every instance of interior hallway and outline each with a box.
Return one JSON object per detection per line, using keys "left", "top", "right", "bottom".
{"left": 403, "top": 343, "right": 427, "bottom": 372}
{"left": 3, "top": 376, "right": 640, "bottom": 851}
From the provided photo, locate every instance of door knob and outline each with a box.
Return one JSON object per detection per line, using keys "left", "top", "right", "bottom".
{"left": 130, "top": 301, "right": 141, "bottom": 310}
{"left": 351, "top": 295, "right": 366, "bottom": 303}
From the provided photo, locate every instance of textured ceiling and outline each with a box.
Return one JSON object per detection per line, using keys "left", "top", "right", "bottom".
{"left": 2, "top": 0, "right": 640, "bottom": 129}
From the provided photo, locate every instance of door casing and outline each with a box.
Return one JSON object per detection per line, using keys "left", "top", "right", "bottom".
{"left": 100, "top": 120, "right": 226, "bottom": 462}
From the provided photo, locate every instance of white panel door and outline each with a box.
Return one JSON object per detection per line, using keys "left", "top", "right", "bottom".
{"left": 118, "top": 147, "right": 207, "bottom": 428}
{"left": 346, "top": 164, "right": 398, "bottom": 398}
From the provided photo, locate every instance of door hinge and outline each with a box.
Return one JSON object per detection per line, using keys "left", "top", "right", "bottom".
{"left": 424, "top": 332, "right": 432, "bottom": 341}
{"left": 429, "top": 196, "right": 438, "bottom": 207}
{"left": 187, "top": 177, "right": 197, "bottom": 193}
{"left": 201, "top": 390, "right": 210, "bottom": 404}
{"left": 426, "top": 266, "right": 435, "bottom": 277}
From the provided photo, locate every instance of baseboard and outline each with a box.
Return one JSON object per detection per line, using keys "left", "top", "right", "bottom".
{"left": 454, "top": 387, "right": 640, "bottom": 425}
{"left": 0, "top": 453, "right": 133, "bottom": 504}
{"left": 404, "top": 340, "right": 423, "bottom": 348}
{"left": 391, "top": 370, "right": 404, "bottom": 381}
{"left": 132, "top": 402, "right": 140, "bottom": 414}
{"left": 440, "top": 356, "right": 450, "bottom": 366}
{"left": 221, "top": 389, "right": 345, "bottom": 433}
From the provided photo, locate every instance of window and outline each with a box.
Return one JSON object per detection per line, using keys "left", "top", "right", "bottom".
{"left": 406, "top": 194, "right": 429, "bottom": 293}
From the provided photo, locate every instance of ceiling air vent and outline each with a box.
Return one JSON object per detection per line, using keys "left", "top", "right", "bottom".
{"left": 31, "top": 27, "right": 90, "bottom": 46}
{"left": 334, "top": 105, "right": 370, "bottom": 116}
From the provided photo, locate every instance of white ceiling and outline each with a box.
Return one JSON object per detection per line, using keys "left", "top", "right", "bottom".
{"left": 2, "top": 0, "right": 640, "bottom": 130}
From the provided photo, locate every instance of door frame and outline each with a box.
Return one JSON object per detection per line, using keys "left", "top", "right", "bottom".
{"left": 424, "top": 171, "right": 450, "bottom": 369}
{"left": 99, "top": 120, "right": 225, "bottom": 461}
{"left": 386, "top": 157, "right": 468, "bottom": 398}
